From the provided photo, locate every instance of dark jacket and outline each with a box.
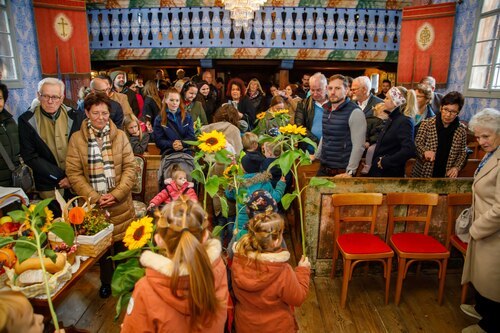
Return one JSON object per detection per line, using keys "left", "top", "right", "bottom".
{"left": 122, "top": 87, "right": 140, "bottom": 117}
{"left": 153, "top": 110, "right": 195, "bottom": 155}
{"left": 128, "top": 132, "right": 150, "bottom": 155}
{"left": 361, "top": 94, "right": 384, "bottom": 117}
{"left": 366, "top": 116, "right": 386, "bottom": 145}
{"left": 0, "top": 110, "right": 20, "bottom": 186}
{"left": 368, "top": 107, "right": 415, "bottom": 177}
{"left": 142, "top": 96, "right": 161, "bottom": 123}
{"left": 18, "top": 106, "right": 80, "bottom": 191}
{"left": 239, "top": 93, "right": 267, "bottom": 128}
{"left": 295, "top": 95, "right": 321, "bottom": 144}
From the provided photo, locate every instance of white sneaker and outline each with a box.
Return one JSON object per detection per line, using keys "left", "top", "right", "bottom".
{"left": 460, "top": 304, "right": 482, "bottom": 320}
{"left": 461, "top": 324, "right": 486, "bottom": 333}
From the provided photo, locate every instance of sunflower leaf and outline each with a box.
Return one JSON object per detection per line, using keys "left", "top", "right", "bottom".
{"left": 111, "top": 258, "right": 145, "bottom": 297}
{"left": 44, "top": 248, "right": 57, "bottom": 263}
{"left": 33, "top": 198, "right": 53, "bottom": 216}
{"left": 191, "top": 169, "right": 205, "bottom": 184}
{"left": 13, "top": 236, "right": 37, "bottom": 263}
{"left": 0, "top": 237, "right": 14, "bottom": 248}
{"left": 309, "top": 177, "right": 335, "bottom": 188}
{"left": 110, "top": 248, "right": 142, "bottom": 261}
{"left": 205, "top": 175, "right": 220, "bottom": 197}
{"left": 215, "top": 150, "right": 232, "bottom": 164}
{"left": 212, "top": 225, "right": 223, "bottom": 238}
{"left": 281, "top": 193, "right": 298, "bottom": 210}
{"left": 7, "top": 210, "right": 26, "bottom": 223}
{"left": 115, "top": 292, "right": 132, "bottom": 320}
{"left": 300, "top": 137, "right": 318, "bottom": 151}
{"left": 278, "top": 150, "right": 299, "bottom": 176}
{"left": 49, "top": 221, "right": 75, "bottom": 246}
{"left": 220, "top": 196, "right": 229, "bottom": 218}
{"left": 183, "top": 140, "right": 199, "bottom": 146}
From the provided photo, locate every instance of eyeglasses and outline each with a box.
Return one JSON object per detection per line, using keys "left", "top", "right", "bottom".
{"left": 441, "top": 106, "right": 459, "bottom": 116}
{"left": 39, "top": 95, "right": 62, "bottom": 101}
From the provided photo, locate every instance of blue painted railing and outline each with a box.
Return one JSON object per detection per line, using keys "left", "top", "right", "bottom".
{"left": 88, "top": 7, "right": 401, "bottom": 51}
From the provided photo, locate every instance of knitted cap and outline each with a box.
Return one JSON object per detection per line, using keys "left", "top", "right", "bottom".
{"left": 109, "top": 71, "right": 125, "bottom": 83}
{"left": 246, "top": 190, "right": 278, "bottom": 218}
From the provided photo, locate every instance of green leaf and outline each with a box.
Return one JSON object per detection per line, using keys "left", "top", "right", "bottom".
{"left": 214, "top": 150, "right": 232, "bottom": 164}
{"left": 212, "top": 225, "right": 223, "bottom": 238}
{"left": 33, "top": 198, "right": 53, "bottom": 216}
{"left": 278, "top": 150, "right": 298, "bottom": 176}
{"left": 301, "top": 137, "right": 318, "bottom": 151}
{"left": 309, "top": 177, "right": 336, "bottom": 188}
{"left": 183, "top": 140, "right": 199, "bottom": 146}
{"left": 111, "top": 258, "right": 145, "bottom": 297}
{"left": 7, "top": 210, "right": 26, "bottom": 223}
{"left": 191, "top": 169, "right": 205, "bottom": 184}
{"left": 0, "top": 237, "right": 15, "bottom": 248}
{"left": 39, "top": 232, "right": 47, "bottom": 247}
{"left": 110, "top": 248, "right": 142, "bottom": 261}
{"left": 205, "top": 175, "right": 220, "bottom": 197}
{"left": 281, "top": 193, "right": 298, "bottom": 210}
{"left": 44, "top": 248, "right": 57, "bottom": 263}
{"left": 13, "top": 237, "right": 37, "bottom": 263}
{"left": 115, "top": 292, "right": 132, "bottom": 320}
{"left": 220, "top": 197, "right": 229, "bottom": 218}
{"left": 49, "top": 222, "right": 75, "bottom": 246}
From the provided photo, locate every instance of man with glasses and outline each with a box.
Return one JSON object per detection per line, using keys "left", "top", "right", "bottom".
{"left": 351, "top": 76, "right": 383, "bottom": 117}
{"left": 18, "top": 78, "right": 80, "bottom": 216}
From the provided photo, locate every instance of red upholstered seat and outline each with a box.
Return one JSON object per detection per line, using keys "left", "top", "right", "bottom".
{"left": 450, "top": 235, "right": 468, "bottom": 253}
{"left": 391, "top": 233, "right": 448, "bottom": 253}
{"left": 338, "top": 233, "right": 392, "bottom": 254}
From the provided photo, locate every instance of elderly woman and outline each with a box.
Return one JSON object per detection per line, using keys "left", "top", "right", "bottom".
{"left": 414, "top": 83, "right": 435, "bottom": 134}
{"left": 460, "top": 108, "right": 500, "bottom": 333}
{"left": 66, "top": 92, "right": 136, "bottom": 299}
{"left": 412, "top": 91, "right": 467, "bottom": 178}
{"left": 367, "top": 86, "right": 416, "bottom": 177}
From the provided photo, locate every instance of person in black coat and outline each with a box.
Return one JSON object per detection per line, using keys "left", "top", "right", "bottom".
{"left": 239, "top": 78, "right": 268, "bottom": 129}
{"left": 0, "top": 83, "right": 20, "bottom": 187}
{"left": 368, "top": 86, "right": 415, "bottom": 177}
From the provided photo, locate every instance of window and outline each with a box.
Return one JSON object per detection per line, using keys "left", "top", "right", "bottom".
{"left": 465, "top": 0, "right": 500, "bottom": 98}
{"left": 0, "top": 0, "right": 23, "bottom": 88}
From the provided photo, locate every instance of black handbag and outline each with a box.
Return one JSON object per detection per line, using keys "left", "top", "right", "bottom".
{"left": 0, "top": 144, "right": 34, "bottom": 193}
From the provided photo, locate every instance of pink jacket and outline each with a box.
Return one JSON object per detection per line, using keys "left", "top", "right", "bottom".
{"left": 150, "top": 181, "right": 198, "bottom": 206}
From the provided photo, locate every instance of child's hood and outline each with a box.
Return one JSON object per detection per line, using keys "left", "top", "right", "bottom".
{"left": 139, "top": 239, "right": 222, "bottom": 312}
{"left": 241, "top": 171, "right": 272, "bottom": 187}
{"left": 231, "top": 247, "right": 291, "bottom": 292}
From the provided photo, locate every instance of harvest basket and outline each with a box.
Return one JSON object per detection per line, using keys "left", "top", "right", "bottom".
{"left": 76, "top": 224, "right": 114, "bottom": 257}
{"left": 0, "top": 193, "right": 28, "bottom": 241}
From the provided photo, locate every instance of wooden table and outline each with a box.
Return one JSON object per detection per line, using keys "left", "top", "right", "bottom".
{"left": 31, "top": 247, "right": 109, "bottom": 315}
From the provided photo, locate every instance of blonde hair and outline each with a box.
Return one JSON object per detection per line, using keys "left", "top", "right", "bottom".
{"left": 0, "top": 291, "right": 37, "bottom": 333}
{"left": 236, "top": 212, "right": 284, "bottom": 259}
{"left": 246, "top": 78, "right": 265, "bottom": 96}
{"left": 264, "top": 141, "right": 282, "bottom": 157}
{"left": 156, "top": 198, "right": 219, "bottom": 329}
{"left": 143, "top": 80, "right": 162, "bottom": 110}
{"left": 242, "top": 132, "right": 259, "bottom": 150}
{"left": 397, "top": 86, "right": 417, "bottom": 119}
{"left": 172, "top": 169, "right": 187, "bottom": 181}
{"left": 123, "top": 113, "right": 143, "bottom": 140}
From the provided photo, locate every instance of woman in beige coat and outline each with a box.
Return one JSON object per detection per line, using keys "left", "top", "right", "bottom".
{"left": 461, "top": 108, "right": 500, "bottom": 333}
{"left": 66, "top": 92, "right": 136, "bottom": 299}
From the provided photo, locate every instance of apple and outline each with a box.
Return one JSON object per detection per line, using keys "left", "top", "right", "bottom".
{"left": 0, "top": 216, "right": 12, "bottom": 224}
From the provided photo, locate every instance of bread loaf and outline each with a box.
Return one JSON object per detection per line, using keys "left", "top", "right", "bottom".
{"left": 14, "top": 253, "right": 66, "bottom": 275}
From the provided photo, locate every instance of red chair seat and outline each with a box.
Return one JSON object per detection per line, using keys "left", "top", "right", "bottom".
{"left": 450, "top": 235, "right": 468, "bottom": 253}
{"left": 391, "top": 233, "right": 448, "bottom": 253}
{"left": 338, "top": 233, "right": 392, "bottom": 254}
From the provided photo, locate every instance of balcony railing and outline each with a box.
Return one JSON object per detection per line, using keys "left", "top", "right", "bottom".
{"left": 88, "top": 7, "right": 401, "bottom": 52}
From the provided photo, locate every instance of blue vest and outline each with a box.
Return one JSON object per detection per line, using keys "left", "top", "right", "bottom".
{"left": 320, "top": 99, "right": 358, "bottom": 169}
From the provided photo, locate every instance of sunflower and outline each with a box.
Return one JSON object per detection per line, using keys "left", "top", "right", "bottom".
{"left": 223, "top": 164, "right": 239, "bottom": 178}
{"left": 44, "top": 207, "right": 54, "bottom": 224}
{"left": 279, "top": 124, "right": 307, "bottom": 136}
{"left": 198, "top": 130, "right": 227, "bottom": 153}
{"left": 123, "top": 216, "right": 154, "bottom": 250}
{"left": 256, "top": 112, "right": 266, "bottom": 120}
{"left": 272, "top": 109, "right": 289, "bottom": 116}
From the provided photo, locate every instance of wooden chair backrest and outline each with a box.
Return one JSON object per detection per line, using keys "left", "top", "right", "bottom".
{"left": 331, "top": 193, "right": 383, "bottom": 239}
{"left": 445, "top": 193, "right": 472, "bottom": 248}
{"left": 132, "top": 155, "right": 147, "bottom": 202}
{"left": 386, "top": 192, "right": 439, "bottom": 238}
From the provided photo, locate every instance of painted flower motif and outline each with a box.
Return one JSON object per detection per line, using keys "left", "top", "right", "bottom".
{"left": 256, "top": 112, "right": 266, "bottom": 120}
{"left": 68, "top": 207, "right": 86, "bottom": 225}
{"left": 123, "top": 216, "right": 154, "bottom": 250}
{"left": 198, "top": 130, "right": 227, "bottom": 153}
{"left": 223, "top": 164, "right": 240, "bottom": 178}
{"left": 279, "top": 124, "right": 307, "bottom": 136}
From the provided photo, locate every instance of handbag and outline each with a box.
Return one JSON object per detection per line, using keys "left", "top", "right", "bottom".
{"left": 455, "top": 207, "right": 472, "bottom": 243}
{"left": 0, "top": 143, "right": 34, "bottom": 193}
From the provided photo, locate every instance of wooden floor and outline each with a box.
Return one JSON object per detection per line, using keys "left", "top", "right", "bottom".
{"left": 52, "top": 239, "right": 477, "bottom": 333}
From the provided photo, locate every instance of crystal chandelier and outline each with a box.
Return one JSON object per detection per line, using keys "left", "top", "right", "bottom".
{"left": 223, "top": 0, "right": 266, "bottom": 28}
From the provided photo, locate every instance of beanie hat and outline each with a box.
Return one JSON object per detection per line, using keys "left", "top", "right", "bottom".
{"left": 109, "top": 71, "right": 125, "bottom": 83}
{"left": 241, "top": 151, "right": 264, "bottom": 174}
{"left": 388, "top": 86, "right": 406, "bottom": 107}
{"left": 246, "top": 190, "right": 278, "bottom": 219}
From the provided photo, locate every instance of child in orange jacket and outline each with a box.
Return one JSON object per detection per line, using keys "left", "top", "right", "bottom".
{"left": 231, "top": 212, "right": 311, "bottom": 333}
{"left": 147, "top": 168, "right": 198, "bottom": 210}
{"left": 121, "top": 198, "right": 228, "bottom": 333}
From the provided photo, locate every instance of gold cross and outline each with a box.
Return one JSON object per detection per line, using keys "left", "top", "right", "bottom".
{"left": 58, "top": 17, "right": 68, "bottom": 37}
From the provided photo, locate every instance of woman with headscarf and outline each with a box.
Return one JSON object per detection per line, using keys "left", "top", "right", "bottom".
{"left": 412, "top": 91, "right": 468, "bottom": 178}
{"left": 368, "top": 86, "right": 416, "bottom": 177}
{"left": 66, "top": 92, "right": 136, "bottom": 299}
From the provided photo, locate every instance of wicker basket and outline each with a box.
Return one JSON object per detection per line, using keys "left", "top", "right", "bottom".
{"left": 76, "top": 232, "right": 112, "bottom": 257}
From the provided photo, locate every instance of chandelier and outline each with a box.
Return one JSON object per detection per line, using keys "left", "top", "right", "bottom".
{"left": 223, "top": 0, "right": 266, "bottom": 28}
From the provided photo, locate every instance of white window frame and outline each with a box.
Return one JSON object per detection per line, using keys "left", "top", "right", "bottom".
{"left": 0, "top": 0, "right": 23, "bottom": 88}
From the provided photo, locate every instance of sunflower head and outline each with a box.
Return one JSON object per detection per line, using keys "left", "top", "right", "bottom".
{"left": 272, "top": 109, "right": 289, "bottom": 116}
{"left": 256, "top": 112, "right": 266, "bottom": 120}
{"left": 223, "top": 164, "right": 240, "bottom": 178}
{"left": 279, "top": 124, "right": 307, "bottom": 136}
{"left": 198, "top": 130, "right": 227, "bottom": 153}
{"left": 123, "top": 216, "right": 154, "bottom": 250}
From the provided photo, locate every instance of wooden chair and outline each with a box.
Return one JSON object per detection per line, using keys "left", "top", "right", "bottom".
{"left": 132, "top": 155, "right": 147, "bottom": 218}
{"left": 445, "top": 193, "right": 472, "bottom": 304}
{"left": 331, "top": 193, "right": 394, "bottom": 308}
{"left": 386, "top": 192, "right": 449, "bottom": 305}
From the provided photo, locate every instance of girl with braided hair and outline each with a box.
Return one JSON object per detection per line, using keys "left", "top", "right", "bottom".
{"left": 231, "top": 212, "right": 311, "bottom": 333}
{"left": 121, "top": 197, "right": 228, "bottom": 333}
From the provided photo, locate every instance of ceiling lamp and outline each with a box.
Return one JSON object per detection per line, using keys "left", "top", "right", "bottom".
{"left": 224, "top": 0, "right": 266, "bottom": 28}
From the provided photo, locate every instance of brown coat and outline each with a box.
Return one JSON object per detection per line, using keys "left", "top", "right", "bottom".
{"left": 232, "top": 247, "right": 310, "bottom": 333}
{"left": 462, "top": 148, "right": 500, "bottom": 302}
{"left": 121, "top": 239, "right": 228, "bottom": 333}
{"left": 65, "top": 119, "right": 136, "bottom": 241}
{"left": 412, "top": 117, "right": 468, "bottom": 177}
{"left": 110, "top": 92, "right": 133, "bottom": 116}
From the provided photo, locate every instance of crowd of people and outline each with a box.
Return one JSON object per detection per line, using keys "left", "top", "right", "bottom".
{"left": 0, "top": 68, "right": 499, "bottom": 333}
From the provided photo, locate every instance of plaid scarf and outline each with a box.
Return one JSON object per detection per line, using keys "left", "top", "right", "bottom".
{"left": 87, "top": 122, "right": 116, "bottom": 194}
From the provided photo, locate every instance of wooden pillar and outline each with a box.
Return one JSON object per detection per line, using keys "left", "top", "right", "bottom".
{"left": 279, "top": 69, "right": 289, "bottom": 89}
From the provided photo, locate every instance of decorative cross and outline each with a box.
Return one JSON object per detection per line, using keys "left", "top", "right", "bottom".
{"left": 58, "top": 17, "right": 68, "bottom": 37}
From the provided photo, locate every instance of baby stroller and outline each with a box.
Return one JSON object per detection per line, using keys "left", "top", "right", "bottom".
{"left": 157, "top": 152, "right": 195, "bottom": 192}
